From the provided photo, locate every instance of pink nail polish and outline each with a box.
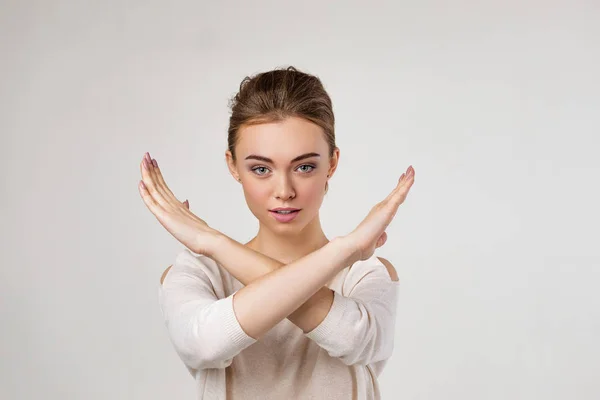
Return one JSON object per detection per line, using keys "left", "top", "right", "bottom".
{"left": 152, "top": 159, "right": 158, "bottom": 168}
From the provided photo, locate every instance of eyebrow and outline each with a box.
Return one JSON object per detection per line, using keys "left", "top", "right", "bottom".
{"left": 244, "top": 152, "right": 321, "bottom": 164}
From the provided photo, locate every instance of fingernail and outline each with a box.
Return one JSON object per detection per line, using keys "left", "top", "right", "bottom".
{"left": 152, "top": 159, "right": 158, "bottom": 168}
{"left": 143, "top": 158, "right": 149, "bottom": 170}
{"left": 140, "top": 180, "right": 146, "bottom": 190}
{"left": 145, "top": 152, "right": 151, "bottom": 163}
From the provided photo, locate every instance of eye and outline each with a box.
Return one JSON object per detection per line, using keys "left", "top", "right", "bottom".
{"left": 250, "top": 164, "right": 317, "bottom": 176}
{"left": 297, "top": 164, "right": 316, "bottom": 173}
{"left": 251, "top": 166, "right": 270, "bottom": 176}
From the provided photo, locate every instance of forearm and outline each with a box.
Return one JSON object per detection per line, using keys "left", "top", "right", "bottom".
{"left": 210, "top": 235, "right": 359, "bottom": 339}
{"left": 207, "top": 232, "right": 335, "bottom": 332}
{"left": 207, "top": 232, "right": 282, "bottom": 284}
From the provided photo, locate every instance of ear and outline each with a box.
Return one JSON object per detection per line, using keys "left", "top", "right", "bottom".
{"left": 327, "top": 147, "right": 340, "bottom": 178}
{"left": 225, "top": 150, "right": 241, "bottom": 182}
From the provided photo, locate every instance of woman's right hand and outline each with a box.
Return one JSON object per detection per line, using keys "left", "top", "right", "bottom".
{"left": 344, "top": 165, "right": 415, "bottom": 261}
{"left": 138, "top": 152, "right": 221, "bottom": 257}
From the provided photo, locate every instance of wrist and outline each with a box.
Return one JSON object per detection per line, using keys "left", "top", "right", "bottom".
{"left": 197, "top": 228, "right": 227, "bottom": 259}
{"left": 331, "top": 235, "right": 361, "bottom": 267}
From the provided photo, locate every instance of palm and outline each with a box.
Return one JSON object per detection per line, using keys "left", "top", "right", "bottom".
{"left": 349, "top": 166, "right": 415, "bottom": 260}
{"left": 137, "top": 153, "right": 214, "bottom": 255}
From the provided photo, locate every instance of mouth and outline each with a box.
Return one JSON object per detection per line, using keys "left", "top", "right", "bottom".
{"left": 269, "top": 209, "right": 301, "bottom": 222}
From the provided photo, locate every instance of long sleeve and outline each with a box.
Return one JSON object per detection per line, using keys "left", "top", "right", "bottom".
{"left": 158, "top": 249, "right": 257, "bottom": 371}
{"left": 304, "top": 255, "right": 399, "bottom": 367}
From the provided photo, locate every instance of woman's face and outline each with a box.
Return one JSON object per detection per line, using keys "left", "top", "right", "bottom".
{"left": 228, "top": 116, "right": 338, "bottom": 234}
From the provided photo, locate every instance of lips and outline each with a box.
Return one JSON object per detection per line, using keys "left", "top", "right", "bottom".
{"left": 269, "top": 209, "right": 301, "bottom": 222}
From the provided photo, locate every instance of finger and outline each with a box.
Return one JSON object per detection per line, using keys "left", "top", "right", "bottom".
{"left": 148, "top": 156, "right": 189, "bottom": 213}
{"left": 384, "top": 169, "right": 411, "bottom": 202}
{"left": 384, "top": 168, "right": 415, "bottom": 209}
{"left": 150, "top": 157, "right": 179, "bottom": 202}
{"left": 138, "top": 179, "right": 164, "bottom": 217}
{"left": 140, "top": 154, "right": 172, "bottom": 209}
{"left": 140, "top": 155, "right": 159, "bottom": 196}
{"left": 142, "top": 154, "right": 170, "bottom": 200}
{"left": 183, "top": 199, "right": 189, "bottom": 209}
{"left": 392, "top": 167, "right": 415, "bottom": 197}
{"left": 391, "top": 178, "right": 413, "bottom": 207}
{"left": 398, "top": 166, "right": 414, "bottom": 187}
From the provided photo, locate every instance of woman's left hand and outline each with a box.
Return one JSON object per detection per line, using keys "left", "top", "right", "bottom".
{"left": 344, "top": 165, "right": 415, "bottom": 261}
{"left": 138, "top": 152, "right": 218, "bottom": 256}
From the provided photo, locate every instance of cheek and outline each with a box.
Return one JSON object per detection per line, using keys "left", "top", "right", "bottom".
{"left": 240, "top": 183, "right": 274, "bottom": 218}
{"left": 242, "top": 184, "right": 268, "bottom": 206}
{"left": 301, "top": 181, "right": 327, "bottom": 205}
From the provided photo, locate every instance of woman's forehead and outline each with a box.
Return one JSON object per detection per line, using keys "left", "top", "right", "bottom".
{"left": 236, "top": 119, "right": 327, "bottom": 158}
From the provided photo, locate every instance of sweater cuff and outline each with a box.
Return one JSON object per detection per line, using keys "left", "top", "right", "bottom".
{"left": 304, "top": 289, "right": 349, "bottom": 342}
{"left": 218, "top": 290, "right": 258, "bottom": 350}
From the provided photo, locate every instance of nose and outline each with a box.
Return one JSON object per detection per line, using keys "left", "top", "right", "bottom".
{"left": 274, "top": 174, "right": 295, "bottom": 200}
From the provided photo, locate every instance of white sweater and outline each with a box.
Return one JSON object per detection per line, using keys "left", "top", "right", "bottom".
{"left": 158, "top": 248, "right": 399, "bottom": 399}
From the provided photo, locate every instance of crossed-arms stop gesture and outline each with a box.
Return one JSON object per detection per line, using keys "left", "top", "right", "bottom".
{"left": 138, "top": 152, "right": 415, "bottom": 262}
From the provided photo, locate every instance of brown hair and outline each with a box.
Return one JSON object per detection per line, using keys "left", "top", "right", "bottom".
{"left": 227, "top": 66, "right": 336, "bottom": 163}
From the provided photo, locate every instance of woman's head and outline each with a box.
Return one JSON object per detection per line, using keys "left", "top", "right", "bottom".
{"left": 225, "top": 66, "right": 340, "bottom": 234}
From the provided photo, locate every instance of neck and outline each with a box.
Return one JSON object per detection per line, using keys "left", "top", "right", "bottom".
{"left": 245, "top": 214, "right": 330, "bottom": 264}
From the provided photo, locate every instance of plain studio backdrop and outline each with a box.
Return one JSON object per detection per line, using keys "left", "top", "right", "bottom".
{"left": 1, "top": 1, "right": 599, "bottom": 399}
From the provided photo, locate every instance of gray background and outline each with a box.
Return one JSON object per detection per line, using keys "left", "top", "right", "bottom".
{"left": 1, "top": 0, "right": 599, "bottom": 399}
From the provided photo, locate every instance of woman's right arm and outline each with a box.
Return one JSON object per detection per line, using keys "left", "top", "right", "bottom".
{"left": 205, "top": 166, "right": 414, "bottom": 341}
{"left": 214, "top": 235, "right": 360, "bottom": 340}
{"left": 159, "top": 250, "right": 258, "bottom": 371}
{"left": 170, "top": 212, "right": 338, "bottom": 334}
{"left": 141, "top": 153, "right": 414, "bottom": 351}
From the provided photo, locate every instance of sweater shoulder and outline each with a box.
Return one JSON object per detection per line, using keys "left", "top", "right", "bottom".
{"left": 161, "top": 248, "right": 231, "bottom": 297}
{"left": 337, "top": 253, "right": 397, "bottom": 293}
{"left": 347, "top": 253, "right": 388, "bottom": 277}
{"left": 166, "top": 249, "right": 220, "bottom": 279}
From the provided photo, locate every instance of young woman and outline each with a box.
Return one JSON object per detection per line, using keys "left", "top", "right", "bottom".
{"left": 138, "top": 66, "right": 415, "bottom": 399}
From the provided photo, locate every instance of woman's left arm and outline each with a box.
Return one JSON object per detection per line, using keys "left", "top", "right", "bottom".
{"left": 210, "top": 238, "right": 400, "bottom": 366}
{"left": 139, "top": 152, "right": 339, "bottom": 332}
{"left": 204, "top": 232, "right": 337, "bottom": 333}
{"left": 205, "top": 232, "right": 399, "bottom": 366}
{"left": 303, "top": 257, "right": 400, "bottom": 366}
{"left": 201, "top": 230, "right": 400, "bottom": 346}
{"left": 201, "top": 231, "right": 400, "bottom": 367}
{"left": 140, "top": 152, "right": 409, "bottom": 355}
